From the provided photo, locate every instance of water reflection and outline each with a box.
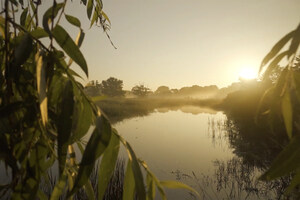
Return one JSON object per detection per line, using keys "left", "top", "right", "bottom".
{"left": 115, "top": 106, "right": 296, "bottom": 199}
{"left": 156, "top": 106, "right": 218, "bottom": 115}
{"left": 115, "top": 108, "right": 232, "bottom": 199}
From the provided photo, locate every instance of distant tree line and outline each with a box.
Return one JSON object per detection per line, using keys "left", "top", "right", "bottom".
{"left": 85, "top": 77, "right": 253, "bottom": 99}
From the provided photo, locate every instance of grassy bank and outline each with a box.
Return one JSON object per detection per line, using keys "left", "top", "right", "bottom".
{"left": 95, "top": 97, "right": 222, "bottom": 123}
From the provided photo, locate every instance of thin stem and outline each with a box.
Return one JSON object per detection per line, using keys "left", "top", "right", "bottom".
{"left": 55, "top": 0, "right": 67, "bottom": 26}
{"left": 50, "top": 0, "right": 56, "bottom": 49}
{"left": 10, "top": 3, "right": 16, "bottom": 37}
{"left": 4, "top": 0, "right": 12, "bottom": 101}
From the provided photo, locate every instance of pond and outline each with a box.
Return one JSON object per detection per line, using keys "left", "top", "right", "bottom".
{"left": 114, "top": 106, "right": 289, "bottom": 200}
{"left": 0, "top": 105, "right": 291, "bottom": 199}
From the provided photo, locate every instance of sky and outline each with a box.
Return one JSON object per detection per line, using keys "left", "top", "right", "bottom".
{"left": 64, "top": 0, "right": 300, "bottom": 90}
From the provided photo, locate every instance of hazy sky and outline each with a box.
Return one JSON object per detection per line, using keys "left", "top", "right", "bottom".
{"left": 65, "top": 0, "right": 300, "bottom": 90}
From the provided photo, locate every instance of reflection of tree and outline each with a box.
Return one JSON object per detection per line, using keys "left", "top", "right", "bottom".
{"left": 224, "top": 114, "right": 288, "bottom": 170}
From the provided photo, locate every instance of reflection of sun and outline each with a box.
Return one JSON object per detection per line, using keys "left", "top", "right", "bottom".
{"left": 239, "top": 67, "right": 257, "bottom": 80}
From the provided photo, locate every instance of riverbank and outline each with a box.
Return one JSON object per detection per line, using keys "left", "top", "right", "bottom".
{"left": 94, "top": 97, "right": 222, "bottom": 123}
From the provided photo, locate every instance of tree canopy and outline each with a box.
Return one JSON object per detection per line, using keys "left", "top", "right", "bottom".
{"left": 131, "top": 84, "right": 150, "bottom": 97}
{"left": 100, "top": 77, "right": 125, "bottom": 97}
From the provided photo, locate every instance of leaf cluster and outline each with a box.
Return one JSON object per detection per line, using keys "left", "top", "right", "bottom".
{"left": 0, "top": 0, "right": 198, "bottom": 199}
{"left": 258, "top": 22, "right": 300, "bottom": 195}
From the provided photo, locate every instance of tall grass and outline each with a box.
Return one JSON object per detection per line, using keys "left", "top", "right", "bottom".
{"left": 39, "top": 159, "right": 126, "bottom": 200}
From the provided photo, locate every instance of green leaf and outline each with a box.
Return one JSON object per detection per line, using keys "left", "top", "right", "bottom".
{"left": 97, "top": 130, "right": 120, "bottom": 200}
{"left": 160, "top": 181, "right": 200, "bottom": 198}
{"left": 87, "top": 0, "right": 94, "bottom": 19}
{"left": 260, "top": 135, "right": 300, "bottom": 180}
{"left": 65, "top": 14, "right": 81, "bottom": 28}
{"left": 288, "top": 23, "right": 300, "bottom": 58}
{"left": 37, "top": 190, "right": 48, "bottom": 200}
{"left": 42, "top": 3, "right": 64, "bottom": 35}
{"left": 154, "top": 179, "right": 166, "bottom": 200}
{"left": 20, "top": 7, "right": 28, "bottom": 27}
{"left": 281, "top": 89, "right": 293, "bottom": 139}
{"left": 52, "top": 25, "right": 88, "bottom": 76}
{"left": 285, "top": 169, "right": 300, "bottom": 194}
{"left": 146, "top": 174, "right": 155, "bottom": 200}
{"left": 50, "top": 171, "right": 67, "bottom": 200}
{"left": 12, "top": 178, "right": 39, "bottom": 200}
{"left": 101, "top": 10, "right": 111, "bottom": 25}
{"left": 67, "top": 171, "right": 75, "bottom": 200}
{"left": 71, "top": 92, "right": 94, "bottom": 142}
{"left": 36, "top": 53, "right": 48, "bottom": 126}
{"left": 68, "top": 29, "right": 85, "bottom": 66}
{"left": 293, "top": 71, "right": 300, "bottom": 102}
{"left": 75, "top": 29, "right": 85, "bottom": 47}
{"left": 90, "top": 5, "right": 99, "bottom": 28}
{"left": 260, "top": 30, "right": 295, "bottom": 72}
{"left": 30, "top": 27, "right": 49, "bottom": 39}
{"left": 57, "top": 80, "right": 74, "bottom": 175}
{"left": 123, "top": 161, "right": 135, "bottom": 200}
{"left": 69, "top": 115, "right": 112, "bottom": 196}
{"left": 124, "top": 142, "right": 146, "bottom": 199}
{"left": 84, "top": 180, "right": 96, "bottom": 200}
{"left": 14, "top": 33, "right": 33, "bottom": 67}
{"left": 262, "top": 51, "right": 289, "bottom": 80}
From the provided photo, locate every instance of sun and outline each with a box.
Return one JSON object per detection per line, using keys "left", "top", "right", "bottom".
{"left": 238, "top": 67, "right": 257, "bottom": 80}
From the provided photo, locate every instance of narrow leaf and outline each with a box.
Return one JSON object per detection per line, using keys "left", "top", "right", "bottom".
{"left": 20, "top": 7, "right": 28, "bottom": 27}
{"left": 260, "top": 135, "right": 300, "bottom": 180}
{"left": 160, "top": 181, "right": 200, "bottom": 198}
{"left": 65, "top": 14, "right": 81, "bottom": 28}
{"left": 281, "top": 89, "right": 293, "bottom": 139}
{"left": 68, "top": 29, "right": 85, "bottom": 66}
{"left": 57, "top": 80, "right": 74, "bottom": 175}
{"left": 260, "top": 31, "right": 295, "bottom": 72}
{"left": 285, "top": 169, "right": 300, "bottom": 194}
{"left": 52, "top": 25, "right": 88, "bottom": 76}
{"left": 288, "top": 23, "right": 300, "bottom": 58}
{"left": 262, "top": 51, "right": 289, "bottom": 80}
{"left": 146, "top": 174, "right": 155, "bottom": 200}
{"left": 50, "top": 171, "right": 67, "bottom": 200}
{"left": 36, "top": 53, "right": 48, "bottom": 126}
{"left": 14, "top": 33, "right": 33, "bottom": 67}
{"left": 101, "top": 10, "right": 111, "bottom": 25}
{"left": 84, "top": 180, "right": 96, "bottom": 200}
{"left": 123, "top": 161, "right": 135, "bottom": 200}
{"left": 87, "top": 0, "right": 94, "bottom": 19}
{"left": 90, "top": 5, "right": 99, "bottom": 28}
{"left": 69, "top": 115, "right": 112, "bottom": 196}
{"left": 125, "top": 142, "right": 146, "bottom": 199}
{"left": 30, "top": 27, "right": 49, "bottom": 39}
{"left": 97, "top": 130, "right": 120, "bottom": 200}
{"left": 42, "top": 3, "right": 64, "bottom": 35}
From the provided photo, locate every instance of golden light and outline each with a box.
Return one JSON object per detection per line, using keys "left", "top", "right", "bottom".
{"left": 238, "top": 67, "right": 257, "bottom": 80}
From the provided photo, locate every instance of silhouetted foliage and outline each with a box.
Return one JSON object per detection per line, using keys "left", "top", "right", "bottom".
{"left": 131, "top": 84, "right": 150, "bottom": 97}
{"left": 155, "top": 86, "right": 171, "bottom": 95}
{"left": 100, "top": 77, "right": 125, "bottom": 97}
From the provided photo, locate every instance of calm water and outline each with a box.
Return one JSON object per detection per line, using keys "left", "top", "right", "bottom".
{"left": 114, "top": 106, "right": 285, "bottom": 200}
{"left": 0, "top": 106, "right": 289, "bottom": 199}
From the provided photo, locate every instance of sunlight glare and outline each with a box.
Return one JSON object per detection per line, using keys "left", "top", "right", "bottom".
{"left": 239, "top": 67, "right": 257, "bottom": 80}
